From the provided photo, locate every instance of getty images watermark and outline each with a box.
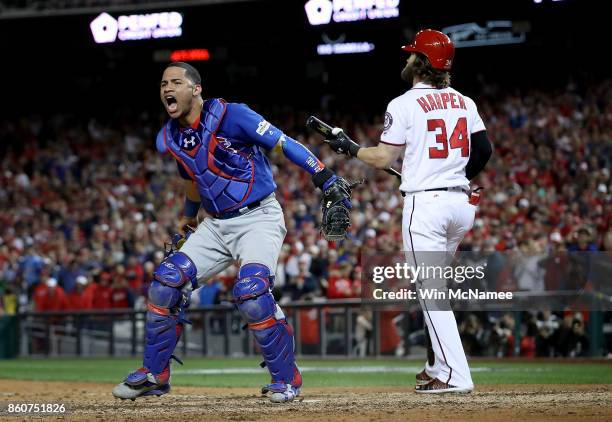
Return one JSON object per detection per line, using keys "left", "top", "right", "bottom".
{"left": 361, "top": 251, "right": 611, "bottom": 311}
{"left": 371, "top": 261, "right": 513, "bottom": 301}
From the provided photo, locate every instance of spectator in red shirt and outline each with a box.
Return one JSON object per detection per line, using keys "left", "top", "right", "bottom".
{"left": 49, "top": 278, "right": 69, "bottom": 314}
{"left": 33, "top": 278, "right": 68, "bottom": 312}
{"left": 520, "top": 324, "right": 537, "bottom": 358}
{"left": 81, "top": 277, "right": 97, "bottom": 309}
{"left": 125, "top": 256, "right": 144, "bottom": 292}
{"left": 111, "top": 276, "right": 133, "bottom": 309}
{"left": 326, "top": 263, "right": 357, "bottom": 299}
{"left": 66, "top": 275, "right": 89, "bottom": 310}
{"left": 298, "top": 297, "right": 321, "bottom": 355}
{"left": 92, "top": 273, "right": 112, "bottom": 309}
{"left": 32, "top": 281, "right": 49, "bottom": 312}
{"left": 379, "top": 310, "right": 401, "bottom": 355}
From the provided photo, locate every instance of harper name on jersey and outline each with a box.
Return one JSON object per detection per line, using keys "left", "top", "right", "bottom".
{"left": 416, "top": 92, "right": 467, "bottom": 113}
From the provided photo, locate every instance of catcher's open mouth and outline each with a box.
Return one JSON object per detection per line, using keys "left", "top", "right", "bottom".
{"left": 165, "top": 95, "right": 178, "bottom": 113}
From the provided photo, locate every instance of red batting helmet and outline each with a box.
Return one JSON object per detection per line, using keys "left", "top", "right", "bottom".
{"left": 402, "top": 29, "right": 455, "bottom": 71}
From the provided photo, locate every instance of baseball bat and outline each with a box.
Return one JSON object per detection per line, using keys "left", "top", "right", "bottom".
{"left": 306, "top": 115, "right": 402, "bottom": 181}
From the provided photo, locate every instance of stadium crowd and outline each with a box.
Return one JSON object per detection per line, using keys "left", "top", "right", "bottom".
{"left": 0, "top": 80, "right": 610, "bottom": 357}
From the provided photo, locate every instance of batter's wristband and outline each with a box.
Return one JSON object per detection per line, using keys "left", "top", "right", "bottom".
{"left": 348, "top": 142, "right": 361, "bottom": 158}
{"left": 184, "top": 197, "right": 200, "bottom": 218}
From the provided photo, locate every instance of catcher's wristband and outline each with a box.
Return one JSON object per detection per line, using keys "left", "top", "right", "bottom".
{"left": 312, "top": 167, "right": 335, "bottom": 189}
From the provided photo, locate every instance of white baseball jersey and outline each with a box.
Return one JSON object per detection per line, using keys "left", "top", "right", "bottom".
{"left": 381, "top": 82, "right": 486, "bottom": 193}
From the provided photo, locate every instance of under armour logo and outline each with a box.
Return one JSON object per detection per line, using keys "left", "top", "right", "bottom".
{"left": 180, "top": 128, "right": 201, "bottom": 151}
{"left": 183, "top": 136, "right": 196, "bottom": 148}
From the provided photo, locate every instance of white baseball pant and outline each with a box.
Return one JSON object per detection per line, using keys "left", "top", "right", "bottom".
{"left": 402, "top": 189, "right": 476, "bottom": 389}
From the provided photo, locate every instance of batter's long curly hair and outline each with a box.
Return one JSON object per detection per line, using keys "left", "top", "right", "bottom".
{"left": 413, "top": 53, "right": 451, "bottom": 89}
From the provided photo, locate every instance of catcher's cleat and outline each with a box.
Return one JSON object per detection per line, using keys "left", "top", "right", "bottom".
{"left": 112, "top": 367, "right": 171, "bottom": 400}
{"left": 415, "top": 378, "right": 473, "bottom": 394}
{"left": 261, "top": 382, "right": 300, "bottom": 403}
{"left": 415, "top": 369, "right": 433, "bottom": 386}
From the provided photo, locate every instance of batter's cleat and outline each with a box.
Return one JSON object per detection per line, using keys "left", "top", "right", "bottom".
{"left": 261, "top": 382, "right": 300, "bottom": 403}
{"left": 415, "top": 378, "right": 473, "bottom": 394}
{"left": 112, "top": 367, "right": 170, "bottom": 401}
{"left": 416, "top": 369, "right": 433, "bottom": 386}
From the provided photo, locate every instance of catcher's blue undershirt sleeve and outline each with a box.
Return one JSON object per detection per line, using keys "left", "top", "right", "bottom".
{"left": 278, "top": 134, "right": 325, "bottom": 175}
{"left": 223, "top": 103, "right": 326, "bottom": 175}
{"left": 222, "top": 103, "right": 282, "bottom": 150}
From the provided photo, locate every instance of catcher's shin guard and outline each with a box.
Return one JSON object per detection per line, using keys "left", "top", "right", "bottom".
{"left": 113, "top": 252, "right": 196, "bottom": 400}
{"left": 233, "top": 263, "right": 302, "bottom": 402}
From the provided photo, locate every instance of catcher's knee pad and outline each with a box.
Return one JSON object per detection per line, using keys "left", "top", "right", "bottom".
{"left": 153, "top": 251, "right": 198, "bottom": 289}
{"left": 142, "top": 252, "right": 197, "bottom": 377}
{"left": 233, "top": 263, "right": 276, "bottom": 323}
{"left": 233, "top": 263, "right": 301, "bottom": 387}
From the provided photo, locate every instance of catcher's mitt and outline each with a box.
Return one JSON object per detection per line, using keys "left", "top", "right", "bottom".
{"left": 320, "top": 176, "right": 355, "bottom": 241}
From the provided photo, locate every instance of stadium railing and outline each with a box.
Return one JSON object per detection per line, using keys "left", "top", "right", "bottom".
{"left": 13, "top": 295, "right": 608, "bottom": 359}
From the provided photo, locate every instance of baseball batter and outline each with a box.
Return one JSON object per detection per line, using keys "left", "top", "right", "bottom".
{"left": 323, "top": 30, "right": 492, "bottom": 393}
{"left": 112, "top": 62, "right": 353, "bottom": 403}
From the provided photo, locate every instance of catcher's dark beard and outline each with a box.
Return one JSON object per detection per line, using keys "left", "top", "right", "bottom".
{"left": 401, "top": 63, "right": 414, "bottom": 84}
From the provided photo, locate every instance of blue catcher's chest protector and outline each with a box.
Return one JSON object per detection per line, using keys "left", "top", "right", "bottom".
{"left": 159, "top": 98, "right": 275, "bottom": 215}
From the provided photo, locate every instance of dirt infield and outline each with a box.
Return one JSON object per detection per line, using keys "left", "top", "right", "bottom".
{"left": 1, "top": 380, "right": 610, "bottom": 421}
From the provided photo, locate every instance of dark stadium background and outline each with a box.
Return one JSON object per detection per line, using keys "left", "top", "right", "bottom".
{"left": 0, "top": 0, "right": 604, "bottom": 116}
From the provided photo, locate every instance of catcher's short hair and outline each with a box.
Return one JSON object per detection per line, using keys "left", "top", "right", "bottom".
{"left": 166, "top": 61, "right": 201, "bottom": 85}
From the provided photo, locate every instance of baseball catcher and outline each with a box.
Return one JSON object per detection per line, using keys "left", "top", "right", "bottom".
{"left": 112, "top": 62, "right": 353, "bottom": 404}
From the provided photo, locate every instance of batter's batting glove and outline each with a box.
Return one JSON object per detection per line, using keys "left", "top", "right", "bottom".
{"left": 325, "top": 127, "right": 362, "bottom": 158}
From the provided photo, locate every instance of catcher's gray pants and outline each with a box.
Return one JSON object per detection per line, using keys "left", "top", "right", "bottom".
{"left": 180, "top": 193, "right": 286, "bottom": 283}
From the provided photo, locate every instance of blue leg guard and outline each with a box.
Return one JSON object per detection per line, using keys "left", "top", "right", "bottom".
{"left": 114, "top": 252, "right": 196, "bottom": 400}
{"left": 233, "top": 263, "right": 302, "bottom": 401}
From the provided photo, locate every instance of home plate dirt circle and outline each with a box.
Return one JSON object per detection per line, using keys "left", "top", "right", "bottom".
{"left": 0, "top": 380, "right": 610, "bottom": 421}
